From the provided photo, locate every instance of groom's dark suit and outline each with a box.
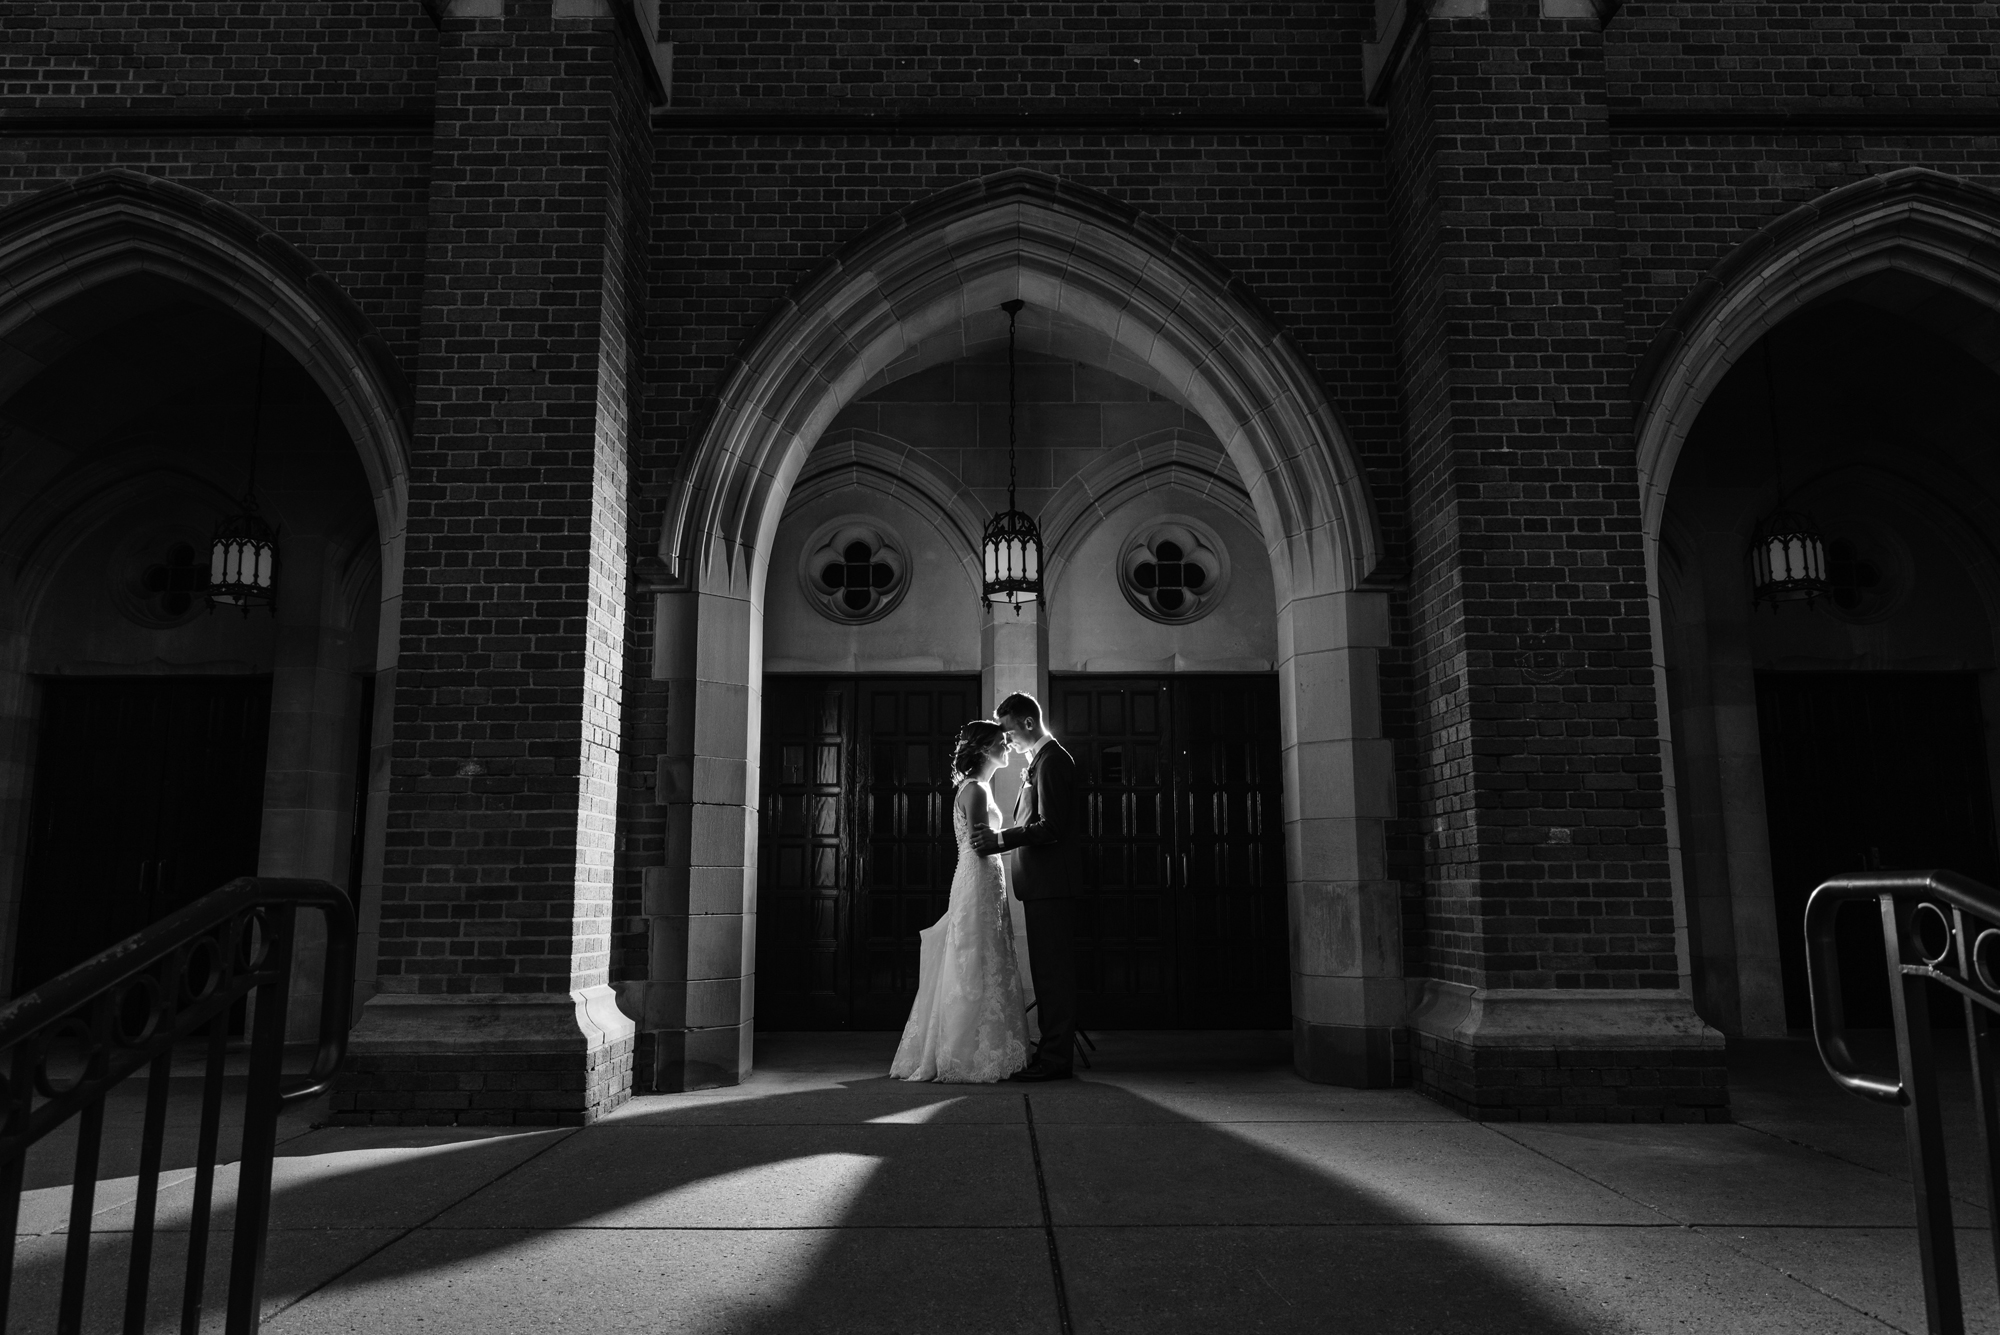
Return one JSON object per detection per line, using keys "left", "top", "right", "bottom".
{"left": 998, "top": 737, "right": 1084, "bottom": 1072}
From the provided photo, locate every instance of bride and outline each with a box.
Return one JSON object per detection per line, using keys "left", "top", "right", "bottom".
{"left": 890, "top": 719, "right": 1031, "bottom": 1083}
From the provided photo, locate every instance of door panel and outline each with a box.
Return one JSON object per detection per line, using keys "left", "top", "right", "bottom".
{"left": 1176, "top": 676, "right": 1291, "bottom": 1027}
{"left": 1757, "top": 671, "right": 2000, "bottom": 1029}
{"left": 851, "top": 680, "right": 977, "bottom": 1028}
{"left": 1062, "top": 679, "right": 1177, "bottom": 1027}
{"left": 756, "top": 675, "right": 973, "bottom": 1030}
{"left": 1053, "top": 673, "right": 1290, "bottom": 1030}
{"left": 756, "top": 679, "right": 851, "bottom": 1028}
{"left": 17, "top": 677, "right": 271, "bottom": 994}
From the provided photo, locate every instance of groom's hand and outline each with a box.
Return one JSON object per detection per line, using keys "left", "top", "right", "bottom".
{"left": 970, "top": 829, "right": 1003, "bottom": 855}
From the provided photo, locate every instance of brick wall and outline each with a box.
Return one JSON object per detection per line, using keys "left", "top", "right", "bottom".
{"left": 1390, "top": 5, "right": 1677, "bottom": 998}
{"left": 663, "top": 1, "right": 1365, "bottom": 110}
{"left": 383, "top": 3, "right": 645, "bottom": 1019}
{"left": 1607, "top": 3, "right": 2000, "bottom": 109}
{"left": 0, "top": 1, "right": 433, "bottom": 109}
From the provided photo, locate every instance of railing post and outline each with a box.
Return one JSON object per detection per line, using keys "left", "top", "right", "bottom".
{"left": 1885, "top": 893, "right": 1963, "bottom": 1335}
{"left": 227, "top": 903, "right": 296, "bottom": 1335}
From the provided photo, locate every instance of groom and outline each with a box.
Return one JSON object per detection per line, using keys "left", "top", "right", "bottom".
{"left": 971, "top": 691, "right": 1082, "bottom": 1082}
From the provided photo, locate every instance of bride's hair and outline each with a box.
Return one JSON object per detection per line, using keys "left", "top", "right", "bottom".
{"left": 948, "top": 719, "right": 1006, "bottom": 784}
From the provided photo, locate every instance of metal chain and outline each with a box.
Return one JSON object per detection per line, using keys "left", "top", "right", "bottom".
{"left": 1007, "top": 301, "right": 1019, "bottom": 511}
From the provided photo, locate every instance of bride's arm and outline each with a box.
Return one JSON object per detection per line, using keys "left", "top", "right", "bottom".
{"left": 961, "top": 781, "right": 999, "bottom": 842}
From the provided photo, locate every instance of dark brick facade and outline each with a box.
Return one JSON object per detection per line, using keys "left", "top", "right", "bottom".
{"left": 5, "top": 0, "right": 1998, "bottom": 1122}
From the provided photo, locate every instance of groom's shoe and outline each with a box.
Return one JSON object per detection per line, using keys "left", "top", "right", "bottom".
{"left": 1009, "top": 1060, "right": 1074, "bottom": 1083}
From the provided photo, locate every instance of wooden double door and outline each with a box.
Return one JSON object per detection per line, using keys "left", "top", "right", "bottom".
{"left": 1757, "top": 670, "right": 2000, "bottom": 1030}
{"left": 16, "top": 677, "right": 271, "bottom": 994}
{"left": 755, "top": 673, "right": 1289, "bottom": 1031}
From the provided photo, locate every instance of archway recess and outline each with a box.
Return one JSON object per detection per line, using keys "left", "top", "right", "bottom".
{"left": 642, "top": 170, "right": 1400, "bottom": 1090}
{"left": 1633, "top": 167, "right": 2000, "bottom": 1037}
{"left": 0, "top": 170, "right": 414, "bottom": 1011}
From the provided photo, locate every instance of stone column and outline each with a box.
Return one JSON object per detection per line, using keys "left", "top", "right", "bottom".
{"left": 1374, "top": 0, "right": 1726, "bottom": 1119}
{"left": 628, "top": 586, "right": 757, "bottom": 1093}
{"left": 1283, "top": 588, "right": 1402, "bottom": 1086}
{"left": 1698, "top": 545, "right": 1787, "bottom": 1037}
{"left": 333, "top": 0, "right": 658, "bottom": 1125}
{"left": 254, "top": 540, "right": 357, "bottom": 1042}
{"left": 982, "top": 600, "right": 1047, "bottom": 815}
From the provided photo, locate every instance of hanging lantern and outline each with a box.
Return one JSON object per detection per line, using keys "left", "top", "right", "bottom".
{"left": 1749, "top": 509, "right": 1829, "bottom": 608}
{"left": 980, "top": 298, "right": 1044, "bottom": 613}
{"left": 208, "top": 506, "right": 279, "bottom": 613}
{"left": 208, "top": 334, "right": 280, "bottom": 616}
{"left": 982, "top": 506, "right": 1042, "bottom": 609}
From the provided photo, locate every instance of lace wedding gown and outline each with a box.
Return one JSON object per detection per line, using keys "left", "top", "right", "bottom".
{"left": 890, "top": 784, "right": 1031, "bottom": 1083}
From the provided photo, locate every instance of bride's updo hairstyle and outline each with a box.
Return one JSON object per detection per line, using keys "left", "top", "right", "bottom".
{"left": 948, "top": 719, "right": 1006, "bottom": 784}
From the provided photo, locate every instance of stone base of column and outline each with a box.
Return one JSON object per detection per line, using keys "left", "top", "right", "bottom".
{"left": 1410, "top": 983, "right": 1729, "bottom": 1123}
{"left": 1293, "top": 1017, "right": 1402, "bottom": 1087}
{"left": 638, "top": 1020, "right": 752, "bottom": 1093}
{"left": 330, "top": 987, "right": 635, "bottom": 1126}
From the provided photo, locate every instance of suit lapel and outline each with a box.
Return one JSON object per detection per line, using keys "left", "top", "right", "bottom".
{"left": 1014, "top": 749, "right": 1037, "bottom": 822}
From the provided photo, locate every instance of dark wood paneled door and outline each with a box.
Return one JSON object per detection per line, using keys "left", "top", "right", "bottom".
{"left": 1054, "top": 674, "right": 1290, "bottom": 1029}
{"left": 1757, "top": 671, "right": 2000, "bottom": 1030}
{"left": 756, "top": 675, "right": 977, "bottom": 1029}
{"left": 16, "top": 676, "right": 271, "bottom": 994}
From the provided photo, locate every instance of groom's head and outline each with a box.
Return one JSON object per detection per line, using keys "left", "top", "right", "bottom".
{"left": 994, "top": 692, "right": 1044, "bottom": 751}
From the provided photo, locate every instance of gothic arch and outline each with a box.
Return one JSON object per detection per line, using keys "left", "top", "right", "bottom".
{"left": 0, "top": 170, "right": 413, "bottom": 1002}
{"left": 0, "top": 171, "right": 412, "bottom": 560}
{"left": 663, "top": 169, "right": 1384, "bottom": 599}
{"left": 1634, "top": 167, "right": 2000, "bottom": 545}
{"left": 1633, "top": 166, "right": 2000, "bottom": 1035}
{"left": 655, "top": 171, "right": 1400, "bottom": 1089}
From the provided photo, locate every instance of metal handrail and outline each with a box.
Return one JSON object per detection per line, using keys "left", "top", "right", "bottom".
{"left": 0, "top": 876, "right": 354, "bottom": 1335}
{"left": 1806, "top": 868, "right": 2000, "bottom": 1335}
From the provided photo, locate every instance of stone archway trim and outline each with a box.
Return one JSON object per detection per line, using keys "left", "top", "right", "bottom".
{"left": 1039, "top": 428, "right": 1261, "bottom": 578}
{"left": 1633, "top": 167, "right": 2000, "bottom": 540}
{"left": 664, "top": 170, "right": 1386, "bottom": 602}
{"left": 0, "top": 171, "right": 414, "bottom": 559}
{"left": 1630, "top": 165, "right": 2000, "bottom": 1040}
{"left": 783, "top": 428, "right": 990, "bottom": 592}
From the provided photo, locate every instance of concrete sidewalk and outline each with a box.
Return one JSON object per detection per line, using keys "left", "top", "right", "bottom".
{"left": 13, "top": 1032, "right": 2000, "bottom": 1333}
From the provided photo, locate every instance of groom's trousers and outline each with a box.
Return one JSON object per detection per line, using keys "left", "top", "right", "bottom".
{"left": 1022, "top": 897, "right": 1078, "bottom": 1071}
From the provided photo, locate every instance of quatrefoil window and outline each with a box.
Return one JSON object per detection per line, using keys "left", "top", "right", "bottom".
{"left": 800, "top": 520, "right": 909, "bottom": 623}
{"left": 1118, "top": 519, "right": 1229, "bottom": 624}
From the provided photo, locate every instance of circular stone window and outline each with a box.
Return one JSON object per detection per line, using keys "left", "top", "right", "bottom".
{"left": 799, "top": 519, "right": 909, "bottom": 623}
{"left": 1818, "top": 518, "right": 1911, "bottom": 625}
{"left": 108, "top": 524, "right": 214, "bottom": 629}
{"left": 1118, "top": 518, "right": 1230, "bottom": 624}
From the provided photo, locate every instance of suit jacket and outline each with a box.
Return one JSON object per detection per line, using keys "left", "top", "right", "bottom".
{"left": 999, "top": 738, "right": 1085, "bottom": 901}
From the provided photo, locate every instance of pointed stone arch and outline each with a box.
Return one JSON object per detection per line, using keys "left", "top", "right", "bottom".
{"left": 0, "top": 170, "right": 414, "bottom": 1003}
{"left": 0, "top": 171, "right": 412, "bottom": 549}
{"left": 647, "top": 171, "right": 1400, "bottom": 1090}
{"left": 1635, "top": 167, "right": 2000, "bottom": 544}
{"left": 1632, "top": 166, "right": 2000, "bottom": 1036}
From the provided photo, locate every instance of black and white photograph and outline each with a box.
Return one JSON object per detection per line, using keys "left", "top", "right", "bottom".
{"left": 1, "top": 3, "right": 1998, "bottom": 1331}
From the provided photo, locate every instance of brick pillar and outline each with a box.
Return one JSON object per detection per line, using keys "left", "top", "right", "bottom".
{"left": 334, "top": 0, "right": 656, "bottom": 1126}
{"left": 1375, "top": 0, "right": 1726, "bottom": 1120}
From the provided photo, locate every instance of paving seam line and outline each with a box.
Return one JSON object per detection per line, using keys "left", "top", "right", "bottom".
{"left": 1733, "top": 1116, "right": 1994, "bottom": 1216}
{"left": 1022, "top": 1094, "right": 1076, "bottom": 1335}
{"left": 259, "top": 1125, "right": 582, "bottom": 1326}
{"left": 1487, "top": 1125, "right": 1904, "bottom": 1332}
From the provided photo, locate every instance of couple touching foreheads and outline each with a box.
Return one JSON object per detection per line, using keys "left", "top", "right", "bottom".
{"left": 889, "top": 691, "right": 1082, "bottom": 1084}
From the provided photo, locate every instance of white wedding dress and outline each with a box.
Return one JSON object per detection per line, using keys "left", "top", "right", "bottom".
{"left": 890, "top": 782, "right": 1031, "bottom": 1083}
